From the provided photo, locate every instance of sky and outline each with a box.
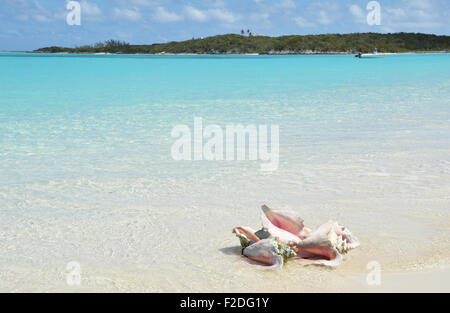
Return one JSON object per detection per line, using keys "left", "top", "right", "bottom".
{"left": 1, "top": 0, "right": 449, "bottom": 50}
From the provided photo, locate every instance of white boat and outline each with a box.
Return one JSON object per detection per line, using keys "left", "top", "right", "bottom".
{"left": 355, "top": 48, "right": 386, "bottom": 58}
{"left": 358, "top": 53, "right": 386, "bottom": 58}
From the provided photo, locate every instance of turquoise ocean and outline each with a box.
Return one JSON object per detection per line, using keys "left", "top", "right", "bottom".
{"left": 0, "top": 53, "right": 449, "bottom": 292}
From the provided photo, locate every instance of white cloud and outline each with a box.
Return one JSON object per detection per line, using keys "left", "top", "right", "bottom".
{"left": 184, "top": 6, "right": 208, "bottom": 22}
{"left": 113, "top": 8, "right": 141, "bottom": 21}
{"left": 349, "top": 4, "right": 365, "bottom": 23}
{"left": 207, "top": 0, "right": 227, "bottom": 8}
{"left": 317, "top": 10, "right": 332, "bottom": 25}
{"left": 81, "top": 1, "right": 102, "bottom": 16}
{"left": 153, "top": 6, "right": 183, "bottom": 22}
{"left": 383, "top": 0, "right": 441, "bottom": 28}
{"left": 12, "top": 0, "right": 54, "bottom": 23}
{"left": 77, "top": 0, "right": 103, "bottom": 21}
{"left": 252, "top": 0, "right": 296, "bottom": 14}
{"left": 385, "top": 6, "right": 438, "bottom": 22}
{"left": 405, "top": 0, "right": 433, "bottom": 10}
{"left": 412, "top": 9, "right": 437, "bottom": 20}
{"left": 113, "top": 0, "right": 158, "bottom": 7}
{"left": 33, "top": 14, "right": 51, "bottom": 23}
{"left": 250, "top": 12, "right": 272, "bottom": 28}
{"left": 209, "top": 9, "right": 239, "bottom": 23}
{"left": 385, "top": 8, "right": 407, "bottom": 20}
{"left": 381, "top": 0, "right": 446, "bottom": 31}
{"left": 293, "top": 17, "right": 315, "bottom": 28}
{"left": 278, "top": 0, "right": 296, "bottom": 9}
{"left": 16, "top": 14, "right": 29, "bottom": 21}
{"left": 183, "top": 5, "right": 239, "bottom": 24}
{"left": 308, "top": 2, "right": 341, "bottom": 25}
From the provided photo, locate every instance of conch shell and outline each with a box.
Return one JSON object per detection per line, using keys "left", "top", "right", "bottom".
{"left": 232, "top": 205, "right": 360, "bottom": 268}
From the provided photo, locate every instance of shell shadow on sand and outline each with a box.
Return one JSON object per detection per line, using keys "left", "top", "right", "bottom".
{"left": 219, "top": 246, "right": 242, "bottom": 256}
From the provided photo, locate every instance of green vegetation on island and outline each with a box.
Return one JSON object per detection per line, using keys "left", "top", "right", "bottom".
{"left": 34, "top": 33, "right": 450, "bottom": 54}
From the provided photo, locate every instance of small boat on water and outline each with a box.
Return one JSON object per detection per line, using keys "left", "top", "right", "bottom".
{"left": 355, "top": 47, "right": 386, "bottom": 58}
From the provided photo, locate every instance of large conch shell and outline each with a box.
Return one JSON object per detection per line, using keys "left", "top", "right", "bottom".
{"left": 232, "top": 205, "right": 360, "bottom": 269}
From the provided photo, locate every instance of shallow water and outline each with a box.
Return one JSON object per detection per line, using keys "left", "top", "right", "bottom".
{"left": 0, "top": 53, "right": 449, "bottom": 292}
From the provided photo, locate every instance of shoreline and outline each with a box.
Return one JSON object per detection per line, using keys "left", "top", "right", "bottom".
{"left": 18, "top": 50, "right": 450, "bottom": 56}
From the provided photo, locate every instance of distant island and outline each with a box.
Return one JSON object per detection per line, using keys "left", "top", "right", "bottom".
{"left": 34, "top": 33, "right": 450, "bottom": 55}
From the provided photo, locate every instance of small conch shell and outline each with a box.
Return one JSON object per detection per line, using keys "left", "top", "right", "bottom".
{"left": 242, "top": 238, "right": 297, "bottom": 269}
{"left": 232, "top": 226, "right": 260, "bottom": 248}
{"left": 242, "top": 239, "right": 284, "bottom": 269}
